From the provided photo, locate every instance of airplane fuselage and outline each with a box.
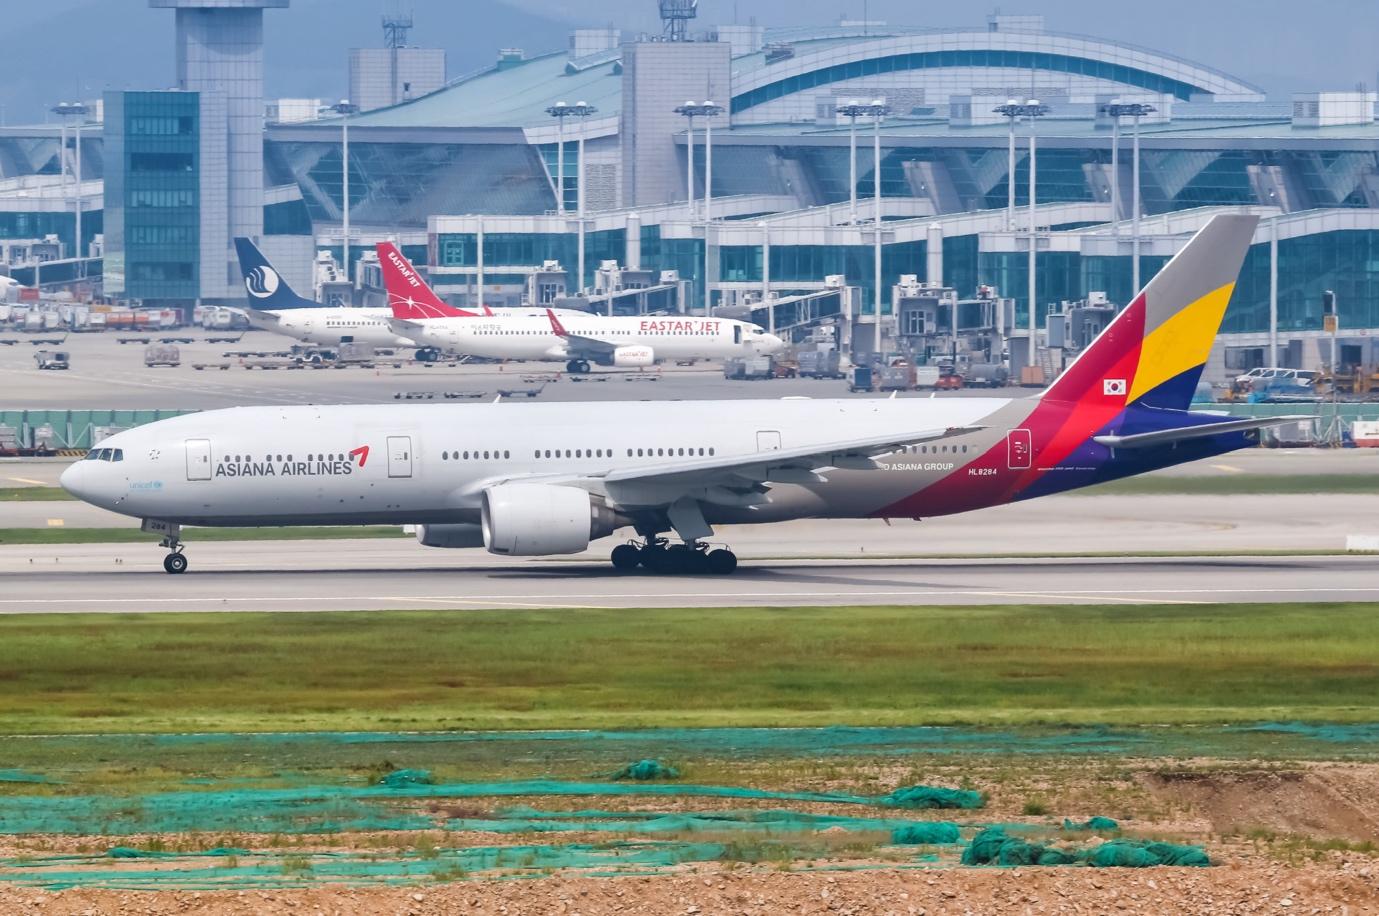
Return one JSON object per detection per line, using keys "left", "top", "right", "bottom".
{"left": 396, "top": 314, "right": 783, "bottom": 364}
{"left": 61, "top": 398, "right": 1251, "bottom": 532}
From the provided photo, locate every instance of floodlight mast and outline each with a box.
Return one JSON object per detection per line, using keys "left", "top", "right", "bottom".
{"left": 1102, "top": 102, "right": 1156, "bottom": 294}
{"left": 992, "top": 100, "right": 1049, "bottom": 368}
{"left": 332, "top": 100, "right": 360, "bottom": 291}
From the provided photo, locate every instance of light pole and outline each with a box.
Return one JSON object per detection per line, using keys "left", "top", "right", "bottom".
{"left": 545, "top": 101, "right": 578, "bottom": 215}
{"left": 835, "top": 100, "right": 871, "bottom": 224}
{"left": 995, "top": 99, "right": 1020, "bottom": 230}
{"left": 51, "top": 102, "right": 89, "bottom": 275}
{"left": 993, "top": 101, "right": 1049, "bottom": 367}
{"left": 332, "top": 100, "right": 360, "bottom": 293}
{"left": 673, "top": 101, "right": 698, "bottom": 220}
{"left": 1102, "top": 103, "right": 1156, "bottom": 295}
{"left": 559, "top": 100, "right": 598, "bottom": 295}
{"left": 675, "top": 100, "right": 724, "bottom": 315}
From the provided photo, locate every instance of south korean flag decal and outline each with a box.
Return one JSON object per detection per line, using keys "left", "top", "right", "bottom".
{"left": 1103, "top": 378, "right": 1128, "bottom": 397}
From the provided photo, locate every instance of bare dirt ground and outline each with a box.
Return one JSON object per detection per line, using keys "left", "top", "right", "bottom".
{"left": 5, "top": 760, "right": 1379, "bottom": 913}
{"left": 1, "top": 862, "right": 1377, "bottom": 915}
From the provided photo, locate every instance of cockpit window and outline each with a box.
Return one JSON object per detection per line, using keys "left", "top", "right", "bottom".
{"left": 83, "top": 448, "right": 123, "bottom": 462}
{"left": 111, "top": 449, "right": 123, "bottom": 462}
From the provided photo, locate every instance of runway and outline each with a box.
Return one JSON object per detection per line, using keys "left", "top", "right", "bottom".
{"left": 4, "top": 536, "right": 1379, "bottom": 612}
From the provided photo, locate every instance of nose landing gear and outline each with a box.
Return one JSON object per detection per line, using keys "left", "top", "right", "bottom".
{"left": 156, "top": 529, "right": 188, "bottom": 574}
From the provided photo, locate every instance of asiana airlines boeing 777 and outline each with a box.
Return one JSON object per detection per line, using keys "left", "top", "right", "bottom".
{"left": 63, "top": 214, "right": 1302, "bottom": 575}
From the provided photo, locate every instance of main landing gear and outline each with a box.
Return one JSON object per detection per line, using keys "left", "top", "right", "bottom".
{"left": 160, "top": 534, "right": 188, "bottom": 574}
{"left": 611, "top": 538, "right": 738, "bottom": 575}
{"left": 565, "top": 358, "right": 592, "bottom": 374}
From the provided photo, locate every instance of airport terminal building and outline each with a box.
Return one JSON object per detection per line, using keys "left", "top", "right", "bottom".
{"left": 1, "top": 8, "right": 1378, "bottom": 375}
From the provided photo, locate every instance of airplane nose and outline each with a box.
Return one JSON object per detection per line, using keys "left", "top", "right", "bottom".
{"left": 59, "top": 461, "right": 90, "bottom": 501}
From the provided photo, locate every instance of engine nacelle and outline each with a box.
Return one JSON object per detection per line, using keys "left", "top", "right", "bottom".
{"left": 611, "top": 345, "right": 655, "bottom": 368}
{"left": 415, "top": 523, "right": 485, "bottom": 549}
{"left": 481, "top": 484, "right": 619, "bottom": 556}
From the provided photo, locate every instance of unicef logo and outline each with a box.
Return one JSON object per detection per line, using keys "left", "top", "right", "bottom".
{"left": 245, "top": 265, "right": 280, "bottom": 298}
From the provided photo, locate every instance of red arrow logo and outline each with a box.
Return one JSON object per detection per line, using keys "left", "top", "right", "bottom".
{"left": 349, "top": 445, "right": 370, "bottom": 467}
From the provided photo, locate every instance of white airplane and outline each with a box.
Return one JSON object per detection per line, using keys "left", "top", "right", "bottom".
{"left": 232, "top": 238, "right": 437, "bottom": 349}
{"left": 63, "top": 216, "right": 1303, "bottom": 577}
{"left": 378, "top": 242, "right": 786, "bottom": 373}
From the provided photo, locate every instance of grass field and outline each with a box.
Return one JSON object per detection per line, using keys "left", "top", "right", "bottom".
{"left": 0, "top": 526, "right": 410, "bottom": 545}
{"left": 0, "top": 486, "right": 72, "bottom": 501}
{"left": 0, "top": 603, "right": 1376, "bottom": 734}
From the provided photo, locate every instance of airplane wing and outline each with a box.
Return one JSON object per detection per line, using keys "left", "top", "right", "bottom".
{"left": 1092, "top": 415, "right": 1314, "bottom": 450}
{"left": 497, "top": 425, "right": 981, "bottom": 510}
{"left": 545, "top": 308, "right": 618, "bottom": 357}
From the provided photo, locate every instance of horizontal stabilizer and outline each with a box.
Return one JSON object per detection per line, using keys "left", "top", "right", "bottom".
{"left": 1092, "top": 415, "right": 1314, "bottom": 450}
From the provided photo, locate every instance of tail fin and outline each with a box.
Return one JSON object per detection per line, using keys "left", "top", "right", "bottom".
{"left": 546, "top": 308, "right": 570, "bottom": 338}
{"left": 1042, "top": 213, "right": 1260, "bottom": 410}
{"left": 376, "top": 242, "right": 476, "bottom": 320}
{"left": 233, "top": 237, "right": 317, "bottom": 309}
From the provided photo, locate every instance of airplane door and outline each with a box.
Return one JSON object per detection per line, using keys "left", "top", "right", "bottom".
{"left": 756, "top": 430, "right": 782, "bottom": 452}
{"left": 185, "top": 439, "right": 212, "bottom": 481}
{"left": 387, "top": 436, "right": 412, "bottom": 478}
{"left": 1006, "top": 429, "right": 1032, "bottom": 470}
{"left": 734, "top": 326, "right": 743, "bottom": 345}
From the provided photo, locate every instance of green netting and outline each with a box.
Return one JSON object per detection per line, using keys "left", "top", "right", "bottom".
{"left": 106, "top": 847, "right": 176, "bottom": 860}
{"left": 961, "top": 828, "right": 1078, "bottom": 866}
{"left": 1062, "top": 816, "right": 1120, "bottom": 832}
{"left": 890, "top": 823, "right": 961, "bottom": 845}
{"left": 378, "top": 769, "right": 434, "bottom": 787}
{"left": 880, "top": 786, "right": 984, "bottom": 810}
{"left": 962, "top": 829, "right": 1210, "bottom": 868}
{"left": 1085, "top": 841, "right": 1210, "bottom": 868}
{"left": 608, "top": 760, "right": 680, "bottom": 781}
{"left": 0, "top": 769, "right": 57, "bottom": 784}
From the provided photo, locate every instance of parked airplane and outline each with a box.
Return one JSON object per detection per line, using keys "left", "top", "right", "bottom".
{"left": 64, "top": 214, "right": 1302, "bottom": 576}
{"left": 231, "top": 237, "right": 446, "bottom": 349}
{"left": 378, "top": 242, "right": 786, "bottom": 372}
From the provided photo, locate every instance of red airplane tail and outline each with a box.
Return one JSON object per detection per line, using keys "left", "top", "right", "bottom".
{"left": 375, "top": 242, "right": 477, "bottom": 320}
{"left": 545, "top": 308, "right": 570, "bottom": 337}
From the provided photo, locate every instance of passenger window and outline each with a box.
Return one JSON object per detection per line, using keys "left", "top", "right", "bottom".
{"left": 504, "top": 451, "right": 510, "bottom": 459}
{"left": 545, "top": 450, "right": 552, "bottom": 458}
{"left": 443, "top": 451, "right": 450, "bottom": 460}
{"left": 637, "top": 448, "right": 644, "bottom": 456}
{"left": 708, "top": 448, "right": 715, "bottom": 456}
{"left": 463, "top": 451, "right": 470, "bottom": 459}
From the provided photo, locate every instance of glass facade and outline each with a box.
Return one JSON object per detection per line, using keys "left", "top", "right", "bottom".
{"left": 536, "top": 143, "right": 579, "bottom": 213}
{"left": 267, "top": 141, "right": 556, "bottom": 226}
{"left": 0, "top": 211, "right": 103, "bottom": 260}
{"left": 435, "top": 229, "right": 626, "bottom": 290}
{"left": 106, "top": 92, "right": 201, "bottom": 301}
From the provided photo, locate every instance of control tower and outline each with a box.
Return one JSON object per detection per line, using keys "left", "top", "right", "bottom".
{"left": 149, "top": 0, "right": 287, "bottom": 295}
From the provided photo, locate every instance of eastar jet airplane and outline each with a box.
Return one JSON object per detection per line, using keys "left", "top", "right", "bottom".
{"left": 64, "top": 214, "right": 1304, "bottom": 576}
{"left": 378, "top": 242, "right": 786, "bottom": 372}
{"left": 231, "top": 237, "right": 448, "bottom": 348}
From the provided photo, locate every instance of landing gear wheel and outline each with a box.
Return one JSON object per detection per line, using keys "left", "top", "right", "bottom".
{"left": 565, "top": 359, "right": 581, "bottom": 373}
{"left": 572, "top": 359, "right": 591, "bottom": 374}
{"left": 611, "top": 544, "right": 641, "bottom": 571}
{"left": 638, "top": 545, "right": 669, "bottom": 572}
{"left": 706, "top": 549, "right": 738, "bottom": 575}
{"left": 163, "top": 552, "right": 188, "bottom": 575}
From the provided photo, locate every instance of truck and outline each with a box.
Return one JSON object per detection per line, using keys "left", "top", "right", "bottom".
{"left": 797, "top": 349, "right": 844, "bottom": 379}
{"left": 144, "top": 344, "right": 182, "bottom": 367}
{"left": 877, "top": 365, "right": 913, "bottom": 393}
{"left": 34, "top": 350, "right": 69, "bottom": 370}
{"left": 723, "top": 357, "right": 775, "bottom": 380}
{"left": 964, "top": 363, "right": 1010, "bottom": 388}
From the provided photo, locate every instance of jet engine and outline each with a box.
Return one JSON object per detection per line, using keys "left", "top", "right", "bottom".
{"left": 415, "top": 522, "right": 486, "bottom": 548}
{"left": 611, "top": 345, "right": 655, "bottom": 368}
{"left": 481, "top": 484, "right": 620, "bottom": 556}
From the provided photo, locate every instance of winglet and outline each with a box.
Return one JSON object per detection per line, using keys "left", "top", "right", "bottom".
{"left": 546, "top": 308, "right": 569, "bottom": 338}
{"left": 376, "top": 242, "right": 478, "bottom": 320}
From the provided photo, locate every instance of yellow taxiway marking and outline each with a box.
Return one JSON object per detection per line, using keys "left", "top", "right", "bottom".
{"left": 45, "top": 519, "right": 65, "bottom": 527}
{"left": 1209, "top": 464, "right": 1244, "bottom": 473}
{"left": 6, "top": 476, "right": 48, "bottom": 486}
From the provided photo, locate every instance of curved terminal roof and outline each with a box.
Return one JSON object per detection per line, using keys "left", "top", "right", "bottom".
{"left": 341, "top": 26, "right": 1264, "bottom": 131}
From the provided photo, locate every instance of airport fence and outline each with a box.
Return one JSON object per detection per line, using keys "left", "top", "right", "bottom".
{"left": 0, "top": 409, "right": 199, "bottom": 453}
